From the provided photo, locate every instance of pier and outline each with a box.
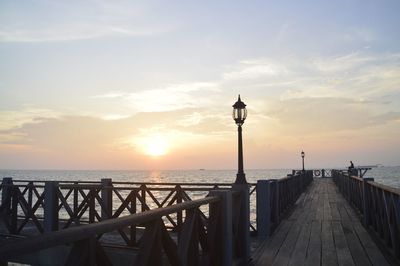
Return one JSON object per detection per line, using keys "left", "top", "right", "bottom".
{"left": 0, "top": 170, "right": 399, "bottom": 265}
{"left": 252, "top": 178, "right": 390, "bottom": 265}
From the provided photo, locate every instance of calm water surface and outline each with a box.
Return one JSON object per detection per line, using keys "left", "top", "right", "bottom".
{"left": 0, "top": 169, "right": 291, "bottom": 183}
{"left": 0, "top": 167, "right": 399, "bottom": 187}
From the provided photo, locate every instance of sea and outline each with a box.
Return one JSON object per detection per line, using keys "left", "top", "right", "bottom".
{"left": 0, "top": 167, "right": 399, "bottom": 187}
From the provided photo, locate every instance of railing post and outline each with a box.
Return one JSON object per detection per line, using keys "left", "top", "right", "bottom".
{"left": 270, "top": 179, "right": 280, "bottom": 225}
{"left": 101, "top": 178, "right": 113, "bottom": 220}
{"left": 176, "top": 185, "right": 183, "bottom": 237}
{"left": 209, "top": 190, "right": 233, "bottom": 266}
{"left": 1, "top": 177, "right": 17, "bottom": 234}
{"left": 10, "top": 186, "right": 18, "bottom": 234}
{"left": 1, "top": 177, "right": 13, "bottom": 212}
{"left": 27, "top": 181, "right": 33, "bottom": 209}
{"left": 343, "top": 172, "right": 348, "bottom": 199}
{"left": 44, "top": 181, "right": 59, "bottom": 232}
{"left": 256, "top": 180, "right": 271, "bottom": 239}
{"left": 340, "top": 172, "right": 344, "bottom": 193}
{"left": 141, "top": 185, "right": 146, "bottom": 212}
{"left": 322, "top": 169, "right": 325, "bottom": 178}
{"left": 347, "top": 173, "right": 352, "bottom": 200}
{"left": 232, "top": 183, "right": 250, "bottom": 263}
{"left": 73, "top": 181, "right": 78, "bottom": 215}
{"left": 362, "top": 177, "right": 374, "bottom": 226}
{"left": 89, "top": 189, "right": 95, "bottom": 223}
{"left": 130, "top": 191, "right": 137, "bottom": 246}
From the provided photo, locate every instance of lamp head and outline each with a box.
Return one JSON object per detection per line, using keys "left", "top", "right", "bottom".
{"left": 232, "top": 95, "right": 247, "bottom": 126}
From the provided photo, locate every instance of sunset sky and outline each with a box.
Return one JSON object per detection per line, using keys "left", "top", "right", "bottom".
{"left": 1, "top": 1, "right": 399, "bottom": 170}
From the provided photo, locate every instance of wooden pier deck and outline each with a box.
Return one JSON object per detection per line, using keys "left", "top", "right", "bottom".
{"left": 252, "top": 178, "right": 391, "bottom": 266}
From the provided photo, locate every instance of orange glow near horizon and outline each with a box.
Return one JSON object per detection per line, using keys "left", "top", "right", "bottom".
{"left": 141, "top": 135, "right": 170, "bottom": 158}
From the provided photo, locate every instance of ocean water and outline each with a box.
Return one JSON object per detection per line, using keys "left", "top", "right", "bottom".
{"left": 363, "top": 166, "right": 400, "bottom": 188}
{"left": 0, "top": 169, "right": 290, "bottom": 184}
{"left": 0, "top": 167, "right": 399, "bottom": 187}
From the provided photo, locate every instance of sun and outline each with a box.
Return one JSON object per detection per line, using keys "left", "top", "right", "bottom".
{"left": 143, "top": 135, "right": 169, "bottom": 157}
{"left": 130, "top": 131, "right": 173, "bottom": 158}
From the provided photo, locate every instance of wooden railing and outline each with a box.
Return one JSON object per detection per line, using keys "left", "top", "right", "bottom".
{"left": 0, "top": 172, "right": 313, "bottom": 265}
{"left": 0, "top": 173, "right": 312, "bottom": 240}
{"left": 332, "top": 170, "right": 400, "bottom": 260}
{"left": 0, "top": 190, "right": 246, "bottom": 265}
{"left": 0, "top": 178, "right": 257, "bottom": 243}
{"left": 256, "top": 170, "right": 313, "bottom": 238}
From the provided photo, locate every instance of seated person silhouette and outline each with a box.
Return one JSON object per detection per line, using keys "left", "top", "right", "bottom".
{"left": 348, "top": 161, "right": 356, "bottom": 176}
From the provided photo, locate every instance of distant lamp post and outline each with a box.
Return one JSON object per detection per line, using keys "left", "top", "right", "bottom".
{"left": 301, "top": 150, "right": 305, "bottom": 171}
{"left": 233, "top": 95, "right": 247, "bottom": 184}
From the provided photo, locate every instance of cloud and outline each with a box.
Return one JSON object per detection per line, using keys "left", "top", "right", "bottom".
{"left": 0, "top": 1, "right": 176, "bottom": 42}
{"left": 223, "top": 52, "right": 400, "bottom": 103}
{"left": 368, "top": 112, "right": 400, "bottom": 125}
{"left": 0, "top": 106, "right": 233, "bottom": 149}
{"left": 0, "top": 108, "right": 61, "bottom": 131}
{"left": 266, "top": 97, "right": 400, "bottom": 135}
{"left": 92, "top": 82, "right": 221, "bottom": 113}
{"left": 223, "top": 59, "right": 289, "bottom": 80}
{"left": 101, "top": 114, "right": 131, "bottom": 121}
{"left": 0, "top": 26, "right": 170, "bottom": 43}
{"left": 310, "top": 52, "right": 374, "bottom": 73}
{"left": 0, "top": 116, "right": 127, "bottom": 148}
{"left": 176, "top": 112, "right": 205, "bottom": 127}
{"left": 91, "top": 92, "right": 128, "bottom": 99}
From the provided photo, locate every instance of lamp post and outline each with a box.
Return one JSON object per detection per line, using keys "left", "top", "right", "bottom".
{"left": 301, "top": 150, "right": 305, "bottom": 171}
{"left": 232, "top": 95, "right": 250, "bottom": 262}
{"left": 233, "top": 95, "right": 247, "bottom": 184}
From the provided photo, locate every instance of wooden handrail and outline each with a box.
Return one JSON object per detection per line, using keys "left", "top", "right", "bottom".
{"left": 58, "top": 184, "right": 102, "bottom": 189}
{"left": 349, "top": 175, "right": 363, "bottom": 182}
{"left": 332, "top": 169, "right": 400, "bottom": 260}
{"left": 12, "top": 180, "right": 258, "bottom": 186}
{"left": 335, "top": 171, "right": 400, "bottom": 196}
{"left": 0, "top": 195, "right": 220, "bottom": 259}
{"left": 367, "top": 180, "right": 400, "bottom": 196}
{"left": 0, "top": 178, "right": 259, "bottom": 236}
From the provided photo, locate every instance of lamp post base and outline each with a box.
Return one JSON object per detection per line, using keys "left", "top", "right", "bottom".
{"left": 235, "top": 173, "right": 247, "bottom": 184}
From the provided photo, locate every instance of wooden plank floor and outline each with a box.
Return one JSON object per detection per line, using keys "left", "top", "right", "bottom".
{"left": 252, "top": 178, "right": 391, "bottom": 266}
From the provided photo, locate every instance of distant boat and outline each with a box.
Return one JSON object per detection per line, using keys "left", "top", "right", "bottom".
{"left": 199, "top": 168, "right": 205, "bottom": 171}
